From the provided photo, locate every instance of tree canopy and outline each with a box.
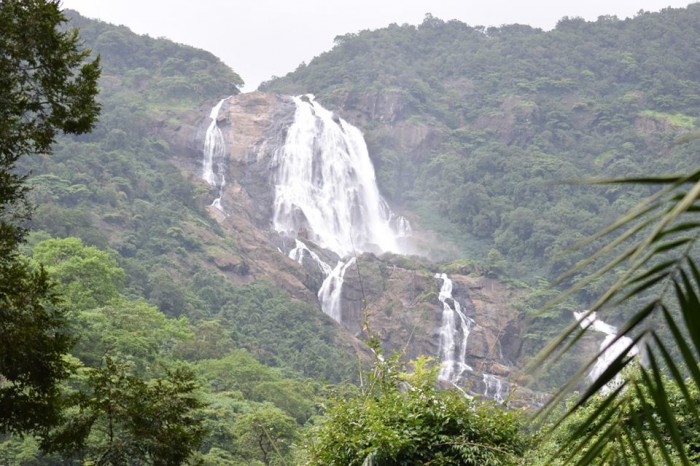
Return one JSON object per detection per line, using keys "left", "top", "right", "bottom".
{"left": 0, "top": 0, "right": 100, "bottom": 436}
{"left": 306, "top": 356, "right": 527, "bottom": 465}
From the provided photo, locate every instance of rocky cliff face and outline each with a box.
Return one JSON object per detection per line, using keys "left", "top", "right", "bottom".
{"left": 166, "top": 91, "right": 537, "bottom": 402}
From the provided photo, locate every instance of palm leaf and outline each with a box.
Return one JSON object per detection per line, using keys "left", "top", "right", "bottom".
{"left": 534, "top": 165, "right": 700, "bottom": 465}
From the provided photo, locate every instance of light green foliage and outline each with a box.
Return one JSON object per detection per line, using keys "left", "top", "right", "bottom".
{"left": 32, "top": 237, "right": 125, "bottom": 310}
{"left": 306, "top": 356, "right": 528, "bottom": 465}
{"left": 233, "top": 405, "right": 298, "bottom": 466}
{"left": 639, "top": 109, "right": 696, "bottom": 128}
{"left": 196, "top": 350, "right": 319, "bottom": 424}
{"left": 74, "top": 299, "right": 193, "bottom": 368}
{"left": 0, "top": 435, "right": 41, "bottom": 464}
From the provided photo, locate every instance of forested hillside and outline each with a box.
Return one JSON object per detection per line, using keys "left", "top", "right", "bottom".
{"left": 21, "top": 11, "right": 354, "bottom": 383}
{"left": 2, "top": 10, "right": 355, "bottom": 464}
{"left": 262, "top": 5, "right": 700, "bottom": 282}
{"left": 4, "top": 3, "right": 700, "bottom": 464}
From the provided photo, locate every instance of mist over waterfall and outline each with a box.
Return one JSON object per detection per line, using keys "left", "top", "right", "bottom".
{"left": 203, "top": 97, "right": 230, "bottom": 212}
{"left": 272, "top": 95, "right": 408, "bottom": 257}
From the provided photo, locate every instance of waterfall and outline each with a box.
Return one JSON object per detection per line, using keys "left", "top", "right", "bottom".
{"left": 271, "top": 95, "right": 410, "bottom": 323}
{"left": 574, "top": 310, "right": 639, "bottom": 392}
{"left": 482, "top": 374, "right": 508, "bottom": 403}
{"left": 288, "top": 239, "right": 333, "bottom": 276}
{"left": 272, "top": 95, "right": 409, "bottom": 257}
{"left": 435, "top": 273, "right": 474, "bottom": 384}
{"left": 318, "top": 258, "right": 356, "bottom": 322}
{"left": 288, "top": 238, "right": 353, "bottom": 323}
{"left": 203, "top": 97, "right": 230, "bottom": 212}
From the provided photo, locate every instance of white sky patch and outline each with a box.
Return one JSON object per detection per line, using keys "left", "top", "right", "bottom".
{"left": 60, "top": 0, "right": 695, "bottom": 90}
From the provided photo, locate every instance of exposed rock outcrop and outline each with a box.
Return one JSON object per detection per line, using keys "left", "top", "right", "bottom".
{"left": 165, "top": 91, "right": 538, "bottom": 403}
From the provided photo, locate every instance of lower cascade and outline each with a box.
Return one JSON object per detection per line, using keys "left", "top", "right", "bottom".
{"left": 482, "top": 374, "right": 508, "bottom": 403}
{"left": 287, "top": 238, "right": 353, "bottom": 321}
{"left": 318, "top": 258, "right": 356, "bottom": 322}
{"left": 435, "top": 273, "right": 474, "bottom": 385}
{"left": 574, "top": 310, "right": 639, "bottom": 392}
{"left": 288, "top": 239, "right": 332, "bottom": 276}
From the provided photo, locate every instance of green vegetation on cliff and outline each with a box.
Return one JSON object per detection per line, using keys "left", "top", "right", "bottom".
{"left": 262, "top": 6, "right": 700, "bottom": 282}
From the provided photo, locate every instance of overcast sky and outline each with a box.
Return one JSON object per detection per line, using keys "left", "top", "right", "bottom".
{"left": 61, "top": 0, "right": 695, "bottom": 91}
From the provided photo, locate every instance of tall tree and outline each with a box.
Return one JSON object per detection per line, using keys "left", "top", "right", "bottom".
{"left": 0, "top": 0, "right": 100, "bottom": 435}
{"left": 43, "top": 357, "right": 206, "bottom": 465}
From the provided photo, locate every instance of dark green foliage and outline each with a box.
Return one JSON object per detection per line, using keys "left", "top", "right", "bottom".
{"left": 0, "top": 259, "right": 73, "bottom": 435}
{"left": 0, "top": 0, "right": 100, "bottom": 436}
{"left": 307, "top": 356, "right": 528, "bottom": 465}
{"left": 43, "top": 357, "right": 206, "bottom": 465}
{"left": 216, "top": 282, "right": 355, "bottom": 381}
{"left": 0, "top": 0, "right": 100, "bottom": 160}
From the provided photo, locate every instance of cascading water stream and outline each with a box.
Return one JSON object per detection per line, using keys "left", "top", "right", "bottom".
{"left": 482, "top": 374, "right": 508, "bottom": 403}
{"left": 288, "top": 239, "right": 333, "bottom": 276}
{"left": 574, "top": 310, "right": 639, "bottom": 393}
{"left": 203, "top": 97, "right": 230, "bottom": 212}
{"left": 435, "top": 273, "right": 474, "bottom": 384}
{"left": 272, "top": 95, "right": 408, "bottom": 256}
{"left": 272, "top": 95, "right": 410, "bottom": 322}
{"left": 318, "top": 258, "right": 357, "bottom": 322}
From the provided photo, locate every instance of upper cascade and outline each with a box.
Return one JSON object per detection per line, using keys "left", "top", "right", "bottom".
{"left": 272, "top": 95, "right": 409, "bottom": 258}
{"left": 203, "top": 97, "right": 231, "bottom": 212}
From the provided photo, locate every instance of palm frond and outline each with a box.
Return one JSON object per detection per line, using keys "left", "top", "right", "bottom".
{"left": 534, "top": 166, "right": 700, "bottom": 465}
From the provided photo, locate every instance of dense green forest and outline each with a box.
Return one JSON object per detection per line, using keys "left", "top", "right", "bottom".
{"left": 262, "top": 6, "right": 700, "bottom": 281}
{"left": 2, "top": 8, "right": 355, "bottom": 464}
{"left": 2, "top": 2, "right": 700, "bottom": 464}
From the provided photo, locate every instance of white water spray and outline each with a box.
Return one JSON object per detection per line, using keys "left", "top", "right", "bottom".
{"left": 482, "top": 374, "right": 508, "bottom": 403}
{"left": 318, "top": 258, "right": 357, "bottom": 322}
{"left": 435, "top": 273, "right": 474, "bottom": 384}
{"left": 272, "top": 95, "right": 408, "bottom": 257}
{"left": 574, "top": 310, "right": 639, "bottom": 392}
{"left": 203, "top": 97, "right": 230, "bottom": 212}
{"left": 272, "top": 95, "right": 411, "bottom": 323}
